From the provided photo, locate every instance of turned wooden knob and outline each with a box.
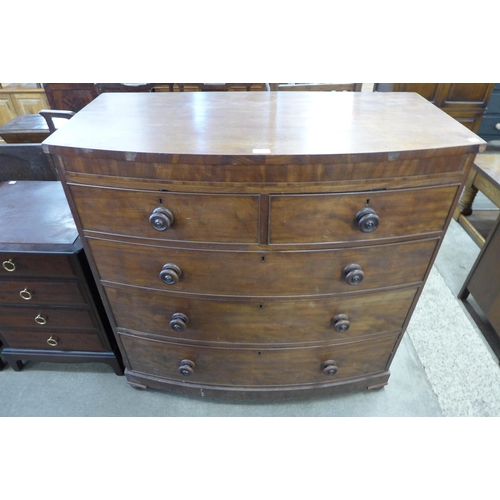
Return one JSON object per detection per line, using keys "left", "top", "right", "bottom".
{"left": 322, "top": 360, "right": 338, "bottom": 376}
{"left": 178, "top": 359, "right": 195, "bottom": 376}
{"left": 343, "top": 264, "right": 364, "bottom": 285}
{"left": 149, "top": 207, "right": 174, "bottom": 231}
{"left": 332, "top": 314, "right": 350, "bottom": 332}
{"left": 159, "top": 263, "right": 182, "bottom": 285}
{"left": 170, "top": 312, "right": 189, "bottom": 332}
{"left": 355, "top": 207, "right": 380, "bottom": 233}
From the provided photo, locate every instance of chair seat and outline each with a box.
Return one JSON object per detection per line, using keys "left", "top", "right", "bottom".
{"left": 0, "top": 114, "right": 50, "bottom": 143}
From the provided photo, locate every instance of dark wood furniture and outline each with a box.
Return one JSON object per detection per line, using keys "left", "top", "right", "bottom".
{"left": 0, "top": 181, "right": 123, "bottom": 374}
{"left": 0, "top": 114, "right": 51, "bottom": 143}
{"left": 171, "top": 83, "right": 267, "bottom": 92}
{"left": 270, "top": 83, "right": 362, "bottom": 91}
{"left": 42, "top": 83, "right": 99, "bottom": 112}
{"left": 478, "top": 83, "right": 500, "bottom": 142}
{"left": 459, "top": 212, "right": 500, "bottom": 360}
{"left": 0, "top": 144, "right": 58, "bottom": 181}
{"left": 374, "top": 83, "right": 495, "bottom": 133}
{"left": 453, "top": 154, "right": 500, "bottom": 246}
{"left": 43, "top": 91, "right": 485, "bottom": 399}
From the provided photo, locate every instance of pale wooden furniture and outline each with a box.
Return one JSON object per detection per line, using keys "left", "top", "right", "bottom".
{"left": 44, "top": 91, "right": 485, "bottom": 400}
{"left": 453, "top": 154, "right": 500, "bottom": 246}
{"left": 0, "top": 84, "right": 49, "bottom": 127}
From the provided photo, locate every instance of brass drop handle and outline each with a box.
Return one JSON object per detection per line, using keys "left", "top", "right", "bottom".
{"left": 149, "top": 207, "right": 174, "bottom": 231}
{"left": 332, "top": 314, "right": 350, "bottom": 332}
{"left": 178, "top": 359, "right": 195, "bottom": 376}
{"left": 159, "top": 263, "right": 182, "bottom": 285}
{"left": 322, "top": 360, "right": 338, "bottom": 376}
{"left": 170, "top": 312, "right": 189, "bottom": 332}
{"left": 343, "top": 264, "right": 364, "bottom": 285}
{"left": 2, "top": 259, "right": 16, "bottom": 272}
{"left": 20, "top": 288, "right": 33, "bottom": 300}
{"left": 47, "top": 336, "right": 59, "bottom": 347}
{"left": 355, "top": 207, "right": 380, "bottom": 233}
{"left": 35, "top": 313, "right": 47, "bottom": 325}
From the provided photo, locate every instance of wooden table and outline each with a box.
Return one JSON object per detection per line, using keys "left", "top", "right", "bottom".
{"left": 43, "top": 92, "right": 485, "bottom": 400}
{"left": 0, "top": 114, "right": 51, "bottom": 143}
{"left": 453, "top": 154, "right": 500, "bottom": 246}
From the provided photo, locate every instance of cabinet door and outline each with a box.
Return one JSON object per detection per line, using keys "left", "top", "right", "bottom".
{"left": 0, "top": 95, "right": 17, "bottom": 127}
{"left": 12, "top": 92, "right": 49, "bottom": 115}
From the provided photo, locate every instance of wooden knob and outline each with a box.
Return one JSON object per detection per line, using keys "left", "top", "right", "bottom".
{"left": 332, "top": 314, "right": 350, "bottom": 332}
{"left": 47, "top": 335, "right": 59, "bottom": 347}
{"left": 170, "top": 312, "right": 189, "bottom": 332}
{"left": 35, "top": 313, "right": 47, "bottom": 325}
{"left": 20, "top": 288, "right": 33, "bottom": 300}
{"left": 149, "top": 207, "right": 174, "bottom": 231}
{"left": 322, "top": 360, "right": 338, "bottom": 376}
{"left": 2, "top": 259, "right": 16, "bottom": 272}
{"left": 178, "top": 359, "right": 195, "bottom": 376}
{"left": 355, "top": 207, "right": 380, "bottom": 233}
{"left": 495, "top": 123, "right": 500, "bottom": 131}
{"left": 343, "top": 264, "right": 364, "bottom": 285}
{"left": 159, "top": 263, "right": 182, "bottom": 285}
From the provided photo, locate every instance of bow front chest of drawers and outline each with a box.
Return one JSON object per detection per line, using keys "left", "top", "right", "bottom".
{"left": 43, "top": 92, "right": 486, "bottom": 399}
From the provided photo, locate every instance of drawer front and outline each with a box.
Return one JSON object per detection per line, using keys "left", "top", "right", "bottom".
{"left": 0, "top": 280, "right": 87, "bottom": 305}
{"left": 0, "top": 329, "right": 106, "bottom": 351}
{"left": 269, "top": 185, "right": 458, "bottom": 244}
{"left": 105, "top": 285, "right": 418, "bottom": 344}
{"left": 89, "top": 237, "right": 438, "bottom": 296}
{"left": 0, "top": 305, "right": 97, "bottom": 330}
{"left": 0, "top": 253, "right": 75, "bottom": 278}
{"left": 120, "top": 331, "right": 399, "bottom": 386}
{"left": 485, "top": 91, "right": 500, "bottom": 114}
{"left": 69, "top": 184, "right": 261, "bottom": 243}
{"left": 478, "top": 116, "right": 500, "bottom": 138}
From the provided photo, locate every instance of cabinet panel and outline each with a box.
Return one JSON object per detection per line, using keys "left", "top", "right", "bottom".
{"left": 12, "top": 92, "right": 49, "bottom": 115}
{"left": 0, "top": 97, "right": 17, "bottom": 127}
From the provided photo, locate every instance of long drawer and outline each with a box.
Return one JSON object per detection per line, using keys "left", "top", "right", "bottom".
{"left": 0, "top": 280, "right": 87, "bottom": 305}
{"left": 89, "top": 237, "right": 438, "bottom": 297}
{"left": 1, "top": 253, "right": 75, "bottom": 278}
{"left": 105, "top": 284, "right": 418, "bottom": 344}
{"left": 69, "top": 184, "right": 261, "bottom": 243}
{"left": 0, "top": 305, "right": 97, "bottom": 330}
{"left": 269, "top": 184, "right": 458, "bottom": 244}
{"left": 120, "top": 330, "right": 400, "bottom": 387}
{"left": 1, "top": 329, "right": 107, "bottom": 351}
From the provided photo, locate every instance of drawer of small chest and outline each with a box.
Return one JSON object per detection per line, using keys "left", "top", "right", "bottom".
{"left": 0, "top": 280, "right": 87, "bottom": 305}
{"left": 89, "top": 237, "right": 438, "bottom": 296}
{"left": 105, "top": 284, "right": 418, "bottom": 344}
{"left": 0, "top": 305, "right": 97, "bottom": 330}
{"left": 1, "top": 253, "right": 75, "bottom": 278}
{"left": 269, "top": 184, "right": 459, "bottom": 244}
{"left": 0, "top": 329, "right": 106, "bottom": 351}
{"left": 120, "top": 331, "right": 399, "bottom": 386}
{"left": 69, "top": 184, "right": 261, "bottom": 243}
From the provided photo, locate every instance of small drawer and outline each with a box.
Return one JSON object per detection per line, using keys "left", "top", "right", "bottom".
{"left": 269, "top": 185, "right": 459, "bottom": 244}
{"left": 0, "top": 280, "right": 87, "bottom": 305}
{"left": 69, "top": 184, "right": 261, "bottom": 244}
{"left": 485, "top": 91, "right": 500, "bottom": 114}
{"left": 478, "top": 116, "right": 500, "bottom": 138}
{"left": 120, "top": 331, "right": 399, "bottom": 387}
{"left": 0, "top": 329, "right": 106, "bottom": 351}
{"left": 0, "top": 305, "right": 97, "bottom": 330}
{"left": 0, "top": 253, "right": 75, "bottom": 278}
{"left": 89, "top": 237, "right": 438, "bottom": 297}
{"left": 105, "top": 285, "right": 418, "bottom": 344}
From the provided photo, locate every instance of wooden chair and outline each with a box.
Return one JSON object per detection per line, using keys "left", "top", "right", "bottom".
{"left": 270, "top": 83, "right": 362, "bottom": 92}
{"left": 0, "top": 143, "right": 58, "bottom": 181}
{"left": 43, "top": 83, "right": 99, "bottom": 112}
{"left": 39, "top": 110, "right": 75, "bottom": 133}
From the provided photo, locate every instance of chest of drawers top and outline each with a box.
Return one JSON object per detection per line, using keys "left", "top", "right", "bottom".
{"left": 42, "top": 92, "right": 485, "bottom": 164}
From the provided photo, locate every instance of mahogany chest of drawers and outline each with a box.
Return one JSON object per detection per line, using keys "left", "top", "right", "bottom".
{"left": 0, "top": 181, "right": 122, "bottom": 374}
{"left": 43, "top": 91, "right": 485, "bottom": 399}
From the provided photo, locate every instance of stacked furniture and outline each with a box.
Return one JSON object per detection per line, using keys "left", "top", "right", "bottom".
{"left": 43, "top": 91, "right": 485, "bottom": 399}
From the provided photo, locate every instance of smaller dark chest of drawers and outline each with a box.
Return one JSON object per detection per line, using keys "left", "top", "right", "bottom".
{"left": 478, "top": 83, "right": 500, "bottom": 142}
{"left": 0, "top": 181, "right": 123, "bottom": 374}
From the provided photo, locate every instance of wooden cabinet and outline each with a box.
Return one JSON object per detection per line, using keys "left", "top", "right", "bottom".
{"left": 375, "top": 83, "right": 495, "bottom": 133}
{"left": 44, "top": 92, "right": 485, "bottom": 400}
{"left": 0, "top": 181, "right": 123, "bottom": 374}
{"left": 478, "top": 83, "right": 500, "bottom": 141}
{"left": 0, "top": 85, "right": 49, "bottom": 127}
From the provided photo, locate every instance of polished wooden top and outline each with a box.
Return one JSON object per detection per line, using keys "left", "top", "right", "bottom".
{"left": 0, "top": 181, "right": 78, "bottom": 249}
{"left": 43, "top": 92, "right": 486, "bottom": 163}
